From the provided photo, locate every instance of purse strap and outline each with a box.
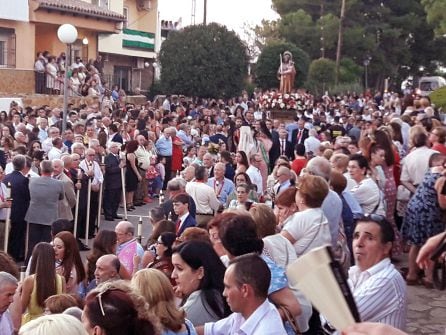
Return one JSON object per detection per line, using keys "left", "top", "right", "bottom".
{"left": 278, "top": 305, "right": 301, "bottom": 334}
{"left": 298, "top": 212, "right": 324, "bottom": 256}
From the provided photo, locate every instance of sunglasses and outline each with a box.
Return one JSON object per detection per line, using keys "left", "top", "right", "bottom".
{"left": 356, "top": 213, "right": 386, "bottom": 223}
{"left": 96, "top": 287, "right": 121, "bottom": 316}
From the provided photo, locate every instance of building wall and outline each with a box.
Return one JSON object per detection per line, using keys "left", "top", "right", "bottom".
{"left": 0, "top": 69, "right": 34, "bottom": 94}
{"left": 99, "top": 0, "right": 157, "bottom": 58}
{"left": 0, "top": 19, "right": 35, "bottom": 69}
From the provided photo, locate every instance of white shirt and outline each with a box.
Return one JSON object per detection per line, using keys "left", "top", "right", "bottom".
{"left": 79, "top": 159, "right": 104, "bottom": 186}
{"left": 348, "top": 258, "right": 407, "bottom": 330}
{"left": 47, "top": 146, "right": 63, "bottom": 161}
{"left": 283, "top": 208, "right": 331, "bottom": 257}
{"left": 400, "top": 146, "right": 438, "bottom": 186}
{"left": 246, "top": 165, "right": 263, "bottom": 195}
{"left": 0, "top": 310, "right": 14, "bottom": 335}
{"left": 204, "top": 299, "right": 287, "bottom": 335}
{"left": 350, "top": 177, "right": 385, "bottom": 216}
{"left": 304, "top": 136, "right": 321, "bottom": 155}
{"left": 185, "top": 181, "right": 221, "bottom": 214}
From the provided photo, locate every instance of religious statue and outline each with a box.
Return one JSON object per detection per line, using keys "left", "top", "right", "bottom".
{"left": 277, "top": 51, "right": 296, "bottom": 94}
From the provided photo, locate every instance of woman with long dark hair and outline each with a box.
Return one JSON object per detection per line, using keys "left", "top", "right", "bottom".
{"left": 21, "top": 242, "right": 65, "bottom": 323}
{"left": 171, "top": 240, "right": 230, "bottom": 326}
{"left": 53, "top": 231, "right": 86, "bottom": 295}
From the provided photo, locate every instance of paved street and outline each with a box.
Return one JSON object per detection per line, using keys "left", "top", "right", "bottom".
{"left": 92, "top": 200, "right": 446, "bottom": 335}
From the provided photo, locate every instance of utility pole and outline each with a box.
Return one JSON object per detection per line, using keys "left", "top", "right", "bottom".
{"left": 335, "top": 0, "right": 346, "bottom": 85}
{"left": 203, "top": 0, "right": 207, "bottom": 25}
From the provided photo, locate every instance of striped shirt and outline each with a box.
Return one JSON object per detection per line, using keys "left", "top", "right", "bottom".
{"left": 348, "top": 258, "right": 407, "bottom": 330}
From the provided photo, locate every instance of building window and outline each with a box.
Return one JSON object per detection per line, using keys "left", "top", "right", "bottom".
{"left": 123, "top": 7, "right": 129, "bottom": 28}
{"left": 0, "top": 28, "right": 15, "bottom": 68}
{"left": 91, "top": 0, "right": 109, "bottom": 9}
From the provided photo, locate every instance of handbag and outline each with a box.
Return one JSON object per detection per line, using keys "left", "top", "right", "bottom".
{"left": 278, "top": 305, "right": 301, "bottom": 335}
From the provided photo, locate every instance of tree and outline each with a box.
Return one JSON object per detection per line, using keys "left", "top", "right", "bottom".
{"left": 422, "top": 0, "right": 446, "bottom": 37}
{"left": 255, "top": 41, "right": 310, "bottom": 90}
{"left": 159, "top": 23, "right": 248, "bottom": 98}
{"left": 306, "top": 58, "right": 336, "bottom": 96}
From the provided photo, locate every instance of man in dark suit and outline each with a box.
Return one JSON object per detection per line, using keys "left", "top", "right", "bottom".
{"left": 24, "top": 160, "right": 64, "bottom": 260}
{"left": 3, "top": 155, "right": 30, "bottom": 262}
{"left": 268, "top": 123, "right": 281, "bottom": 171}
{"left": 291, "top": 118, "right": 309, "bottom": 149}
{"left": 278, "top": 128, "right": 294, "bottom": 160}
{"left": 172, "top": 193, "right": 197, "bottom": 237}
{"left": 103, "top": 142, "right": 123, "bottom": 221}
{"left": 162, "top": 178, "right": 196, "bottom": 221}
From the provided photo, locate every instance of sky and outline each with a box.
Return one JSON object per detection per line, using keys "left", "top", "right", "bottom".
{"left": 158, "top": 0, "right": 279, "bottom": 37}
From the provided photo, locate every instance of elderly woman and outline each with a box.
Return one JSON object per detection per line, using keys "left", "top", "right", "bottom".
{"left": 348, "top": 154, "right": 385, "bottom": 216}
{"left": 274, "top": 187, "right": 298, "bottom": 229}
{"left": 429, "top": 126, "right": 446, "bottom": 154}
{"left": 281, "top": 174, "right": 332, "bottom": 257}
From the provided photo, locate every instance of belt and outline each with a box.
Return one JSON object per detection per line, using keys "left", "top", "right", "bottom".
{"left": 196, "top": 213, "right": 214, "bottom": 216}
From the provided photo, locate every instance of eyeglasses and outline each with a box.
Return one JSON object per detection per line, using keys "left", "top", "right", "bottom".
{"left": 356, "top": 213, "right": 386, "bottom": 223}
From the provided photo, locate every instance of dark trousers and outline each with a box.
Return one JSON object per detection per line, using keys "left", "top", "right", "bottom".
{"left": 27, "top": 223, "right": 51, "bottom": 261}
{"left": 8, "top": 219, "right": 27, "bottom": 262}
{"left": 103, "top": 187, "right": 121, "bottom": 218}
{"left": 160, "top": 155, "right": 172, "bottom": 190}
{"left": 35, "top": 72, "right": 45, "bottom": 94}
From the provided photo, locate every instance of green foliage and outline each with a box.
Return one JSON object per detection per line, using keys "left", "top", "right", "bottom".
{"left": 159, "top": 23, "right": 248, "bottom": 98}
{"left": 305, "top": 58, "right": 336, "bottom": 96}
{"left": 422, "top": 0, "right": 446, "bottom": 37}
{"left": 258, "top": 0, "right": 446, "bottom": 91}
{"left": 328, "top": 81, "right": 364, "bottom": 96}
{"left": 339, "top": 58, "right": 363, "bottom": 83}
{"left": 255, "top": 41, "right": 310, "bottom": 90}
{"left": 430, "top": 86, "right": 446, "bottom": 111}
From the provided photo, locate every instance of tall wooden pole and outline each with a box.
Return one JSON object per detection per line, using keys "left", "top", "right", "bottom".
{"left": 335, "top": 0, "right": 346, "bottom": 85}
{"left": 203, "top": 0, "right": 207, "bottom": 25}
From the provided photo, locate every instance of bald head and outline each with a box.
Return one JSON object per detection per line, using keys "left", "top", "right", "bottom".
{"left": 214, "top": 162, "right": 226, "bottom": 179}
{"left": 276, "top": 166, "right": 291, "bottom": 183}
{"left": 94, "top": 254, "right": 120, "bottom": 284}
{"left": 115, "top": 221, "right": 134, "bottom": 244}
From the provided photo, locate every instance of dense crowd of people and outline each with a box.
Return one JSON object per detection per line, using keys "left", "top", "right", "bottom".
{"left": 0, "top": 87, "right": 444, "bottom": 335}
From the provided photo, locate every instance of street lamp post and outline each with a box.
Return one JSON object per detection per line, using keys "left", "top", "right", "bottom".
{"left": 57, "top": 24, "right": 78, "bottom": 134}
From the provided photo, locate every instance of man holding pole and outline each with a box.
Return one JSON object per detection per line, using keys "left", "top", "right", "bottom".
{"left": 103, "top": 142, "right": 123, "bottom": 221}
{"left": 78, "top": 148, "right": 103, "bottom": 244}
{"left": 3, "top": 155, "right": 29, "bottom": 262}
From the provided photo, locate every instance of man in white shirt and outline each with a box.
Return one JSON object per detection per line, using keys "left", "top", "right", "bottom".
{"left": 246, "top": 153, "right": 263, "bottom": 195}
{"left": 185, "top": 166, "right": 221, "bottom": 228}
{"left": 204, "top": 254, "right": 287, "bottom": 335}
{"left": 348, "top": 216, "right": 406, "bottom": 329}
{"left": 0, "top": 272, "right": 17, "bottom": 335}
{"left": 304, "top": 128, "right": 321, "bottom": 156}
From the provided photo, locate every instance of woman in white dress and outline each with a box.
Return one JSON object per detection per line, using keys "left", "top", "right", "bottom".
{"left": 45, "top": 56, "right": 57, "bottom": 94}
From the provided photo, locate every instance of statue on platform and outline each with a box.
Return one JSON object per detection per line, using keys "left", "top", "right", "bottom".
{"left": 277, "top": 51, "right": 296, "bottom": 94}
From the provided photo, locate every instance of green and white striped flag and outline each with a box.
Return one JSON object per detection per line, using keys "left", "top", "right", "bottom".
{"left": 122, "top": 28, "right": 155, "bottom": 50}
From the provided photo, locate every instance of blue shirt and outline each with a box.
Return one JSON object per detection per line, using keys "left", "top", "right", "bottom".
{"left": 156, "top": 135, "right": 173, "bottom": 156}
{"left": 207, "top": 178, "right": 234, "bottom": 206}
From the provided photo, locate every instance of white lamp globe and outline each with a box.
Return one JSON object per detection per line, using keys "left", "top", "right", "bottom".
{"left": 58, "top": 24, "right": 78, "bottom": 44}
